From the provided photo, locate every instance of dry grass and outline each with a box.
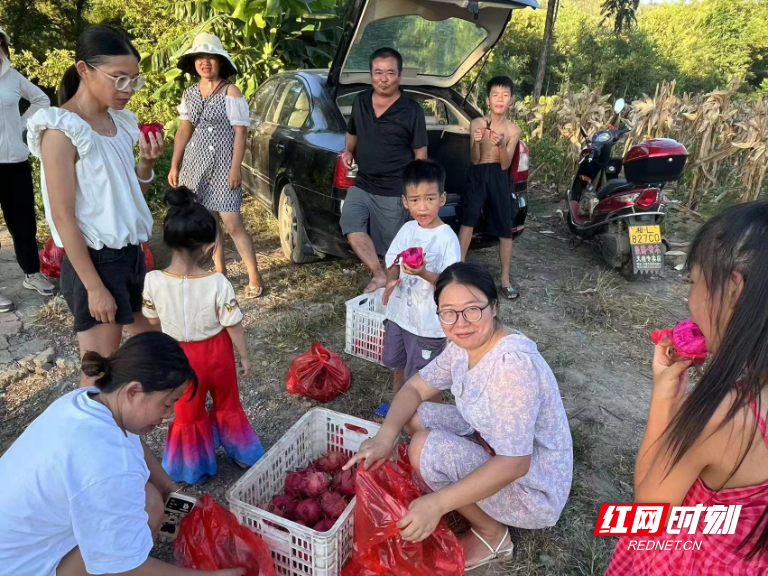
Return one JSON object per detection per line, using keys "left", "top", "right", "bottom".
{"left": 513, "top": 81, "right": 768, "bottom": 208}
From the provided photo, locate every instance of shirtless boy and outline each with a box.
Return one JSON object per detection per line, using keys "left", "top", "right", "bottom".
{"left": 458, "top": 76, "right": 522, "bottom": 299}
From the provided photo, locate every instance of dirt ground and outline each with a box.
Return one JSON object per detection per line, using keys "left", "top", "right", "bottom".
{"left": 0, "top": 186, "right": 696, "bottom": 575}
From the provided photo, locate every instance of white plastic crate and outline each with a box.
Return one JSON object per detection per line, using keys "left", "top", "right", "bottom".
{"left": 227, "top": 408, "right": 380, "bottom": 576}
{"left": 344, "top": 288, "right": 386, "bottom": 365}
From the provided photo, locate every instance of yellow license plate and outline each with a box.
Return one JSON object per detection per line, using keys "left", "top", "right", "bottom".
{"left": 629, "top": 225, "right": 662, "bottom": 245}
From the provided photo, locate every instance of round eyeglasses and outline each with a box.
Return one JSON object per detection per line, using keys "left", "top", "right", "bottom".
{"left": 87, "top": 63, "right": 146, "bottom": 92}
{"left": 437, "top": 303, "right": 491, "bottom": 325}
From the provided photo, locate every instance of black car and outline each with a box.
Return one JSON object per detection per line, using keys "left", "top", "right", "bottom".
{"left": 241, "top": 0, "right": 536, "bottom": 263}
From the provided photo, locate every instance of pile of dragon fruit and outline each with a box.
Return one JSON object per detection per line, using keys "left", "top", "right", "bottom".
{"left": 259, "top": 451, "right": 355, "bottom": 532}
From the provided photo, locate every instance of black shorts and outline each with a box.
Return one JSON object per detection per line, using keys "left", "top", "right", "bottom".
{"left": 60, "top": 244, "right": 146, "bottom": 332}
{"left": 461, "top": 163, "right": 517, "bottom": 239}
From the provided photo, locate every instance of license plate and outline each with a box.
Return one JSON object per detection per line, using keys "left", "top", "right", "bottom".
{"left": 629, "top": 225, "right": 661, "bottom": 245}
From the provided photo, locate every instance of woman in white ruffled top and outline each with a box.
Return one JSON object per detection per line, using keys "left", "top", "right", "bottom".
{"left": 168, "top": 33, "right": 265, "bottom": 299}
{"left": 26, "top": 25, "right": 163, "bottom": 363}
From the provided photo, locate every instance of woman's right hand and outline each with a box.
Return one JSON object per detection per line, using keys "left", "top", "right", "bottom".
{"left": 168, "top": 165, "right": 179, "bottom": 188}
{"left": 651, "top": 337, "right": 692, "bottom": 402}
{"left": 343, "top": 435, "right": 393, "bottom": 471}
{"left": 88, "top": 285, "right": 117, "bottom": 324}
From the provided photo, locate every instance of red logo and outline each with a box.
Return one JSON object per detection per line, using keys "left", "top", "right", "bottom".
{"left": 594, "top": 503, "right": 670, "bottom": 536}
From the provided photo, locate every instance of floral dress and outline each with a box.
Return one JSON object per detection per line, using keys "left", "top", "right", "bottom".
{"left": 178, "top": 83, "right": 250, "bottom": 213}
{"left": 417, "top": 332, "right": 573, "bottom": 528}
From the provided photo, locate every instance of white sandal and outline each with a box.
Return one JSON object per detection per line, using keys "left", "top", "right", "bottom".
{"left": 465, "top": 527, "right": 514, "bottom": 572}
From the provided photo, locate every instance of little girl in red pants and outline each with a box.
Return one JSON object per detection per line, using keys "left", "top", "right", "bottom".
{"left": 142, "top": 187, "right": 263, "bottom": 484}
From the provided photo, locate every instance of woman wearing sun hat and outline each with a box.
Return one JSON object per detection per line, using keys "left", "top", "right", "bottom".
{"left": 0, "top": 26, "right": 55, "bottom": 308}
{"left": 169, "top": 33, "right": 264, "bottom": 298}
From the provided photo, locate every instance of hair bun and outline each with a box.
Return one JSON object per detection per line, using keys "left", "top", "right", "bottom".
{"left": 164, "top": 187, "right": 196, "bottom": 210}
{"left": 81, "top": 351, "right": 112, "bottom": 387}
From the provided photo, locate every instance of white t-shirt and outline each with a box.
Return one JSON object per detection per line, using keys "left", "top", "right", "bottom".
{"left": 384, "top": 221, "right": 461, "bottom": 338}
{"left": 26, "top": 107, "right": 154, "bottom": 250}
{"left": 0, "top": 64, "right": 50, "bottom": 163}
{"left": 0, "top": 388, "right": 153, "bottom": 576}
{"left": 142, "top": 270, "right": 244, "bottom": 342}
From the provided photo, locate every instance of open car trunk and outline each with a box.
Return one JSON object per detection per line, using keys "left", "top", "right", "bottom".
{"left": 328, "top": 0, "right": 538, "bottom": 90}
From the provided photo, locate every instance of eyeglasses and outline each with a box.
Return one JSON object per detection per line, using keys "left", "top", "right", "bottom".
{"left": 87, "top": 63, "right": 146, "bottom": 92}
{"left": 437, "top": 303, "right": 492, "bottom": 325}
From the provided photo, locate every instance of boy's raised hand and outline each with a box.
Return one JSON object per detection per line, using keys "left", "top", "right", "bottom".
{"left": 402, "top": 257, "right": 427, "bottom": 277}
{"left": 489, "top": 130, "right": 505, "bottom": 147}
{"left": 472, "top": 125, "right": 485, "bottom": 142}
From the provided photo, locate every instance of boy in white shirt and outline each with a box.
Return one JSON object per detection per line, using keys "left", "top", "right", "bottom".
{"left": 382, "top": 159, "right": 461, "bottom": 395}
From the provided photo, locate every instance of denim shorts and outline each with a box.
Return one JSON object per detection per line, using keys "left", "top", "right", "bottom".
{"left": 60, "top": 244, "right": 146, "bottom": 332}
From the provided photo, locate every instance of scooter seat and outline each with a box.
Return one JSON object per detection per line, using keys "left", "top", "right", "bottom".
{"left": 598, "top": 178, "right": 630, "bottom": 200}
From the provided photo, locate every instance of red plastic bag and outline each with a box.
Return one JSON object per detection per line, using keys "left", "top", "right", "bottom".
{"left": 286, "top": 342, "right": 352, "bottom": 402}
{"left": 38, "top": 239, "right": 154, "bottom": 277}
{"left": 38, "top": 238, "right": 65, "bottom": 278}
{"left": 142, "top": 242, "right": 155, "bottom": 271}
{"left": 174, "top": 495, "right": 276, "bottom": 576}
{"left": 342, "top": 444, "right": 464, "bottom": 576}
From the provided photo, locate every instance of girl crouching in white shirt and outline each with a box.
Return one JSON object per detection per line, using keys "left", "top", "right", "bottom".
{"left": 27, "top": 24, "right": 162, "bottom": 363}
{"left": 0, "top": 331, "right": 244, "bottom": 576}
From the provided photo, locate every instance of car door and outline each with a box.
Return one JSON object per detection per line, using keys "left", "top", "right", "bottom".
{"left": 327, "top": 0, "right": 538, "bottom": 92}
{"left": 243, "top": 78, "right": 279, "bottom": 205}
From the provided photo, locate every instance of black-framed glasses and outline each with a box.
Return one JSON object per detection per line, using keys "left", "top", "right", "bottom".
{"left": 87, "top": 63, "right": 146, "bottom": 92}
{"left": 437, "top": 303, "right": 491, "bottom": 325}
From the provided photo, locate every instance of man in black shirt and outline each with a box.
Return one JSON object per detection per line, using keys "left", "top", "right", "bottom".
{"left": 340, "top": 47, "right": 428, "bottom": 293}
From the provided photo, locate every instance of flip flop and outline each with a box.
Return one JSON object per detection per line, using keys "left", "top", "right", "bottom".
{"left": 501, "top": 285, "right": 520, "bottom": 300}
{"left": 373, "top": 402, "right": 390, "bottom": 422}
{"left": 243, "top": 285, "right": 263, "bottom": 299}
{"left": 465, "top": 527, "right": 514, "bottom": 572}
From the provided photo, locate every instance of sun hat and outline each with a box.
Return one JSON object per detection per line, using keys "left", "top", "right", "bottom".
{"left": 0, "top": 26, "right": 10, "bottom": 46}
{"left": 177, "top": 32, "right": 237, "bottom": 78}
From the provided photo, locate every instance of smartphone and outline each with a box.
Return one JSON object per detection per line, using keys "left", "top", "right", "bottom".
{"left": 159, "top": 492, "right": 197, "bottom": 541}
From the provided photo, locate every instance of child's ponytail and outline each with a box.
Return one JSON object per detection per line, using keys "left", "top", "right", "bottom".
{"left": 163, "top": 187, "right": 217, "bottom": 252}
{"left": 58, "top": 65, "right": 81, "bottom": 106}
{"left": 81, "top": 332, "right": 198, "bottom": 397}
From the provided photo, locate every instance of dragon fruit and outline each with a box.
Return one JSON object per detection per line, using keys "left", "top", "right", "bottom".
{"left": 314, "top": 452, "right": 348, "bottom": 474}
{"left": 138, "top": 122, "right": 164, "bottom": 138}
{"left": 268, "top": 494, "right": 298, "bottom": 520}
{"left": 313, "top": 518, "right": 337, "bottom": 532}
{"left": 285, "top": 466, "right": 314, "bottom": 496}
{"left": 295, "top": 499, "right": 322, "bottom": 525}
{"left": 301, "top": 471, "right": 331, "bottom": 498}
{"left": 318, "top": 491, "right": 348, "bottom": 520}
{"left": 332, "top": 468, "right": 356, "bottom": 497}
{"left": 651, "top": 319, "right": 708, "bottom": 362}
{"left": 396, "top": 247, "right": 425, "bottom": 269}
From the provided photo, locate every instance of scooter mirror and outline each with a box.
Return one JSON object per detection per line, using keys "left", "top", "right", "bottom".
{"left": 580, "top": 126, "right": 588, "bottom": 139}
{"left": 614, "top": 98, "right": 626, "bottom": 114}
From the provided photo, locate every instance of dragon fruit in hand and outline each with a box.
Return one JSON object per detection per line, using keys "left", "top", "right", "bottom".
{"left": 651, "top": 318, "right": 708, "bottom": 362}
{"left": 398, "top": 247, "right": 424, "bottom": 269}
{"left": 138, "top": 122, "right": 164, "bottom": 138}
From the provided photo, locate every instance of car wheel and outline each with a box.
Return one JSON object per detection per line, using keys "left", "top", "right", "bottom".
{"left": 278, "top": 184, "right": 318, "bottom": 264}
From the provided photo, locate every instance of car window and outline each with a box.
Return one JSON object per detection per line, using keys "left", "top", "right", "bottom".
{"left": 336, "top": 91, "right": 462, "bottom": 127}
{"left": 413, "top": 95, "right": 460, "bottom": 127}
{"left": 276, "top": 81, "right": 311, "bottom": 128}
{"left": 345, "top": 15, "right": 487, "bottom": 78}
{"left": 249, "top": 80, "right": 278, "bottom": 123}
{"left": 265, "top": 82, "right": 289, "bottom": 124}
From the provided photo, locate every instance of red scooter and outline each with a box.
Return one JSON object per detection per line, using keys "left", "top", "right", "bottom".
{"left": 565, "top": 100, "right": 688, "bottom": 279}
